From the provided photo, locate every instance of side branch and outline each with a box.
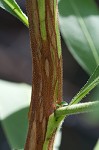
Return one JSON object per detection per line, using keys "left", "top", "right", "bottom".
{"left": 43, "top": 101, "right": 99, "bottom": 149}
{"left": 55, "top": 101, "right": 99, "bottom": 117}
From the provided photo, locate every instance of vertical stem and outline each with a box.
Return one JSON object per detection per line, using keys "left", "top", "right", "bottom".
{"left": 25, "top": 0, "right": 62, "bottom": 149}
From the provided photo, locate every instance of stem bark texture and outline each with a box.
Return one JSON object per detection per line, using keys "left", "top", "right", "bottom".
{"left": 25, "top": 0, "right": 62, "bottom": 149}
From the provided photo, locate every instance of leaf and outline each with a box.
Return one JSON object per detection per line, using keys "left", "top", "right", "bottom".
{"left": 0, "top": 80, "right": 31, "bottom": 149}
{"left": 59, "top": 0, "right": 99, "bottom": 74}
{"left": 0, "top": 0, "right": 28, "bottom": 27}
{"left": 94, "top": 140, "right": 99, "bottom": 150}
{"left": 2, "top": 107, "right": 29, "bottom": 149}
{"left": 70, "top": 65, "right": 99, "bottom": 105}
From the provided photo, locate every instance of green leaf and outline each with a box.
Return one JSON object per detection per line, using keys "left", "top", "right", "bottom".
{"left": 59, "top": 0, "right": 99, "bottom": 74}
{"left": 70, "top": 65, "right": 99, "bottom": 105}
{"left": 94, "top": 140, "right": 99, "bottom": 150}
{"left": 0, "top": 80, "right": 31, "bottom": 149}
{"left": 0, "top": 0, "right": 28, "bottom": 27}
{"left": 2, "top": 107, "right": 29, "bottom": 149}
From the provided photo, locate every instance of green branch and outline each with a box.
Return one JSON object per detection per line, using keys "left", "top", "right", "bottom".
{"left": 43, "top": 101, "right": 99, "bottom": 149}
{"left": 56, "top": 101, "right": 99, "bottom": 117}
{"left": 70, "top": 65, "right": 99, "bottom": 105}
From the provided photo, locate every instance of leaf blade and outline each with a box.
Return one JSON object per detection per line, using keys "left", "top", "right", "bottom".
{"left": 0, "top": 80, "right": 31, "bottom": 148}
{"left": 0, "top": 0, "right": 28, "bottom": 27}
{"left": 59, "top": 0, "right": 99, "bottom": 74}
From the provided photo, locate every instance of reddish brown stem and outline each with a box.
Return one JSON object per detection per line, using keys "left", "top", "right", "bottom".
{"left": 25, "top": 0, "right": 62, "bottom": 149}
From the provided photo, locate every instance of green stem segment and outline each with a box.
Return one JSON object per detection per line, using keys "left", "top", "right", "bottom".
{"left": 56, "top": 101, "right": 99, "bottom": 117}
{"left": 25, "top": 0, "right": 62, "bottom": 150}
{"left": 43, "top": 101, "right": 99, "bottom": 149}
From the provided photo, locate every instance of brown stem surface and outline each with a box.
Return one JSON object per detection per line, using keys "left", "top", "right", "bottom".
{"left": 25, "top": 0, "right": 62, "bottom": 149}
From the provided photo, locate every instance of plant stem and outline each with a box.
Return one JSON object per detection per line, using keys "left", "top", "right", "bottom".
{"left": 42, "top": 101, "right": 99, "bottom": 149}
{"left": 56, "top": 101, "right": 99, "bottom": 117}
{"left": 25, "top": 0, "right": 62, "bottom": 150}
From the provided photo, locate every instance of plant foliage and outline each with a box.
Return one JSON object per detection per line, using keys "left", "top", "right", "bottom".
{"left": 59, "top": 0, "right": 99, "bottom": 74}
{"left": 0, "top": 0, "right": 28, "bottom": 26}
